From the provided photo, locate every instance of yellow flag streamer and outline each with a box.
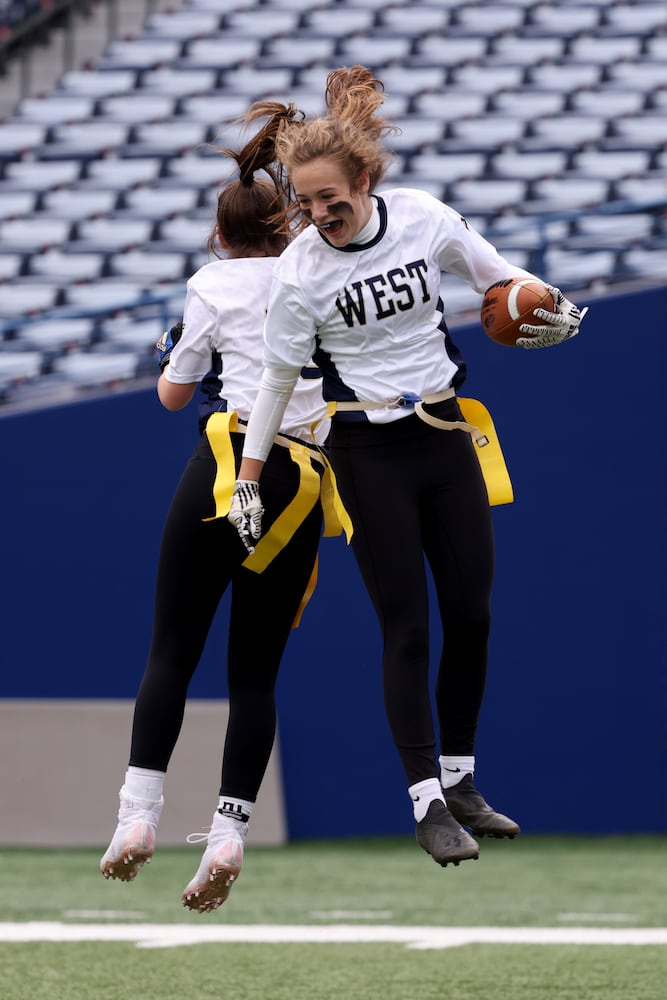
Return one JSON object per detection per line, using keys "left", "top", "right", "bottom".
{"left": 458, "top": 398, "right": 514, "bottom": 506}
{"left": 203, "top": 411, "right": 239, "bottom": 520}
{"left": 242, "top": 441, "right": 321, "bottom": 573}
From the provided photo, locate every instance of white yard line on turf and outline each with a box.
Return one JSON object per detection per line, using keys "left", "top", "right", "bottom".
{"left": 0, "top": 924, "right": 666, "bottom": 950}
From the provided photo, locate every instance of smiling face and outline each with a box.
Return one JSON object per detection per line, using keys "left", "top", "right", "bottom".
{"left": 292, "top": 157, "right": 372, "bottom": 247}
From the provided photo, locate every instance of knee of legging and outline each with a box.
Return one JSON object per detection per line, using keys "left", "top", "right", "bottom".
{"left": 443, "top": 609, "right": 491, "bottom": 646}
{"left": 383, "top": 621, "right": 430, "bottom": 666}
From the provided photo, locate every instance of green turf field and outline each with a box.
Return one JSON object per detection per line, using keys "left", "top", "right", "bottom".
{"left": 1, "top": 835, "right": 666, "bottom": 999}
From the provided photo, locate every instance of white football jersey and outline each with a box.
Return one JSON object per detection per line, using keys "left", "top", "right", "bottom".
{"left": 165, "top": 255, "right": 329, "bottom": 444}
{"left": 264, "top": 188, "right": 533, "bottom": 423}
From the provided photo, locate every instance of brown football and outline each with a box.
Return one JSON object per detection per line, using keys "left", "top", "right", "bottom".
{"left": 480, "top": 277, "right": 555, "bottom": 346}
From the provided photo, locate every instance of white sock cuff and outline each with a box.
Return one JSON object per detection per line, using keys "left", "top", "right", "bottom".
{"left": 218, "top": 796, "right": 254, "bottom": 824}
{"left": 124, "top": 767, "right": 165, "bottom": 802}
{"left": 440, "top": 756, "right": 474, "bottom": 789}
{"left": 408, "top": 778, "right": 444, "bottom": 822}
{"left": 408, "top": 777, "right": 443, "bottom": 801}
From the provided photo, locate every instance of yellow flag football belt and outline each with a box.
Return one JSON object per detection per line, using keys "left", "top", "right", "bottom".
{"left": 329, "top": 388, "right": 514, "bottom": 507}
{"left": 203, "top": 411, "right": 352, "bottom": 574}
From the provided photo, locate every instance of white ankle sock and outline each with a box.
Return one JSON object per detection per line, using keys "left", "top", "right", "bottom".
{"left": 439, "top": 755, "right": 474, "bottom": 789}
{"left": 218, "top": 796, "right": 254, "bottom": 827}
{"left": 125, "top": 766, "right": 165, "bottom": 802}
{"left": 408, "top": 777, "right": 445, "bottom": 822}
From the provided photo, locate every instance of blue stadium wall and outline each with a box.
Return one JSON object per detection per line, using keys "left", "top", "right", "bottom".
{"left": 2, "top": 285, "right": 666, "bottom": 838}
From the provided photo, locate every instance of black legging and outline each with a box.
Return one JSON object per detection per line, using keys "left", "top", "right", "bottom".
{"left": 328, "top": 398, "right": 494, "bottom": 786}
{"left": 130, "top": 430, "right": 323, "bottom": 801}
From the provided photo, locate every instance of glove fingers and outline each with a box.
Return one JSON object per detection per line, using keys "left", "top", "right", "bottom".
{"left": 531, "top": 308, "right": 568, "bottom": 325}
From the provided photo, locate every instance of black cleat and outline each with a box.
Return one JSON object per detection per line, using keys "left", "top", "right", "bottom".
{"left": 415, "top": 799, "right": 480, "bottom": 867}
{"left": 444, "top": 774, "right": 520, "bottom": 839}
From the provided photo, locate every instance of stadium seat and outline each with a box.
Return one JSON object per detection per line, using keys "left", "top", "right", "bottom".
{"left": 411, "top": 35, "right": 488, "bottom": 67}
{"left": 528, "top": 4, "right": 601, "bottom": 34}
{"left": 0, "top": 123, "right": 48, "bottom": 156}
{"left": 179, "top": 93, "right": 252, "bottom": 123}
{"left": 82, "top": 158, "right": 164, "bottom": 189}
{"left": 377, "top": 6, "right": 449, "bottom": 36}
{"left": 217, "top": 67, "right": 295, "bottom": 96}
{"left": 606, "top": 61, "right": 667, "bottom": 91}
{"left": 0, "top": 191, "right": 36, "bottom": 219}
{"left": 452, "top": 5, "right": 526, "bottom": 34}
{"left": 570, "top": 150, "right": 652, "bottom": 180}
{"left": 45, "top": 122, "right": 130, "bottom": 156}
{"left": 367, "top": 66, "right": 447, "bottom": 96}
{"left": 604, "top": 4, "right": 667, "bottom": 34}
{"left": 0, "top": 218, "right": 72, "bottom": 249}
{"left": 14, "top": 95, "right": 96, "bottom": 124}
{"left": 491, "top": 90, "right": 565, "bottom": 119}
{"left": 385, "top": 118, "right": 445, "bottom": 153}
{"left": 180, "top": 38, "right": 263, "bottom": 67}
{"left": 621, "top": 248, "right": 667, "bottom": 280}
{"left": 610, "top": 115, "right": 667, "bottom": 146}
{"left": 339, "top": 35, "right": 413, "bottom": 65}
{"left": 413, "top": 91, "right": 488, "bottom": 120}
{"left": 58, "top": 70, "right": 138, "bottom": 97}
{"left": 144, "top": 10, "right": 223, "bottom": 39}
{"left": 305, "top": 8, "right": 375, "bottom": 35}
{"left": 130, "top": 121, "right": 210, "bottom": 154}
{"left": 0, "top": 159, "right": 83, "bottom": 189}
{"left": 96, "top": 94, "right": 178, "bottom": 123}
{"left": 448, "top": 116, "right": 527, "bottom": 149}
{"left": 543, "top": 248, "right": 617, "bottom": 287}
{"left": 154, "top": 215, "right": 213, "bottom": 253}
{"left": 571, "top": 214, "right": 655, "bottom": 247}
{"left": 259, "top": 37, "right": 337, "bottom": 69}
{"left": 530, "top": 177, "right": 611, "bottom": 212}
{"left": 449, "top": 65, "right": 526, "bottom": 94}
{"left": 141, "top": 68, "right": 218, "bottom": 96}
{"left": 0, "top": 352, "right": 44, "bottom": 379}
{"left": 615, "top": 178, "right": 667, "bottom": 205}
{"left": 122, "top": 187, "right": 200, "bottom": 219}
{"left": 491, "top": 150, "right": 567, "bottom": 180}
{"left": 108, "top": 249, "right": 189, "bottom": 281}
{"left": 570, "top": 89, "right": 647, "bottom": 117}
{"left": 64, "top": 282, "right": 153, "bottom": 311}
{"left": 72, "top": 218, "right": 154, "bottom": 250}
{"left": 0, "top": 253, "right": 24, "bottom": 278}
{"left": 449, "top": 179, "right": 529, "bottom": 214}
{"left": 17, "top": 318, "right": 97, "bottom": 351}
{"left": 99, "top": 316, "right": 165, "bottom": 349}
{"left": 529, "top": 63, "right": 601, "bottom": 90}
{"left": 97, "top": 38, "right": 184, "bottom": 70}
{"left": 528, "top": 115, "right": 608, "bottom": 150}
{"left": 407, "top": 152, "right": 488, "bottom": 184}
{"left": 489, "top": 36, "right": 565, "bottom": 65}
{"left": 45, "top": 193, "right": 103, "bottom": 235}
{"left": 225, "top": 9, "right": 300, "bottom": 36}
{"left": 28, "top": 251, "right": 106, "bottom": 282}
{"left": 163, "top": 152, "right": 236, "bottom": 188}
{"left": 51, "top": 352, "right": 143, "bottom": 386}
{"left": 0, "top": 286, "right": 60, "bottom": 315}
{"left": 484, "top": 215, "right": 570, "bottom": 250}
{"left": 568, "top": 36, "right": 641, "bottom": 64}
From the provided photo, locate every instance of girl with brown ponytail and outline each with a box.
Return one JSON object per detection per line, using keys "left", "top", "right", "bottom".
{"left": 101, "top": 103, "right": 329, "bottom": 912}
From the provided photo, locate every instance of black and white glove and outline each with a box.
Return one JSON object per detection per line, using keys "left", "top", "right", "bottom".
{"left": 155, "top": 321, "right": 184, "bottom": 371}
{"left": 228, "top": 480, "right": 264, "bottom": 554}
{"left": 517, "top": 285, "right": 588, "bottom": 349}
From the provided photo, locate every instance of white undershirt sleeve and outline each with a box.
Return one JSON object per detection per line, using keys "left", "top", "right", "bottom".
{"left": 242, "top": 364, "right": 302, "bottom": 462}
